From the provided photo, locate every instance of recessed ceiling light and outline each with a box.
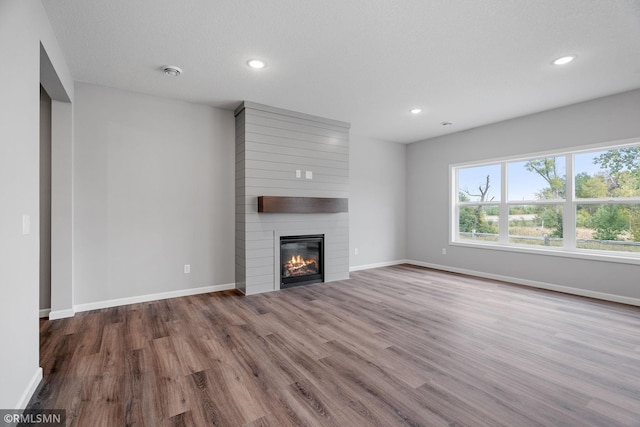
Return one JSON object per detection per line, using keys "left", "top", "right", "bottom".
{"left": 552, "top": 55, "right": 576, "bottom": 65}
{"left": 410, "top": 108, "right": 422, "bottom": 114}
{"left": 441, "top": 121, "right": 453, "bottom": 126}
{"left": 247, "top": 59, "right": 266, "bottom": 69}
{"left": 162, "top": 65, "right": 182, "bottom": 77}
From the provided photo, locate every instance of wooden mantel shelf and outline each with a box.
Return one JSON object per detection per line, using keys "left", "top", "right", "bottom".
{"left": 258, "top": 196, "right": 348, "bottom": 213}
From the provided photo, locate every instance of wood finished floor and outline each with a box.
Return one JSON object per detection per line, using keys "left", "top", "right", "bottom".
{"left": 28, "top": 265, "right": 640, "bottom": 426}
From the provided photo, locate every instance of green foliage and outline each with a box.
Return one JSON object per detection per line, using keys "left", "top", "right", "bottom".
{"left": 540, "top": 207, "right": 563, "bottom": 237}
{"left": 593, "top": 147, "right": 640, "bottom": 197}
{"left": 459, "top": 188, "right": 498, "bottom": 235}
{"left": 510, "top": 207, "right": 526, "bottom": 215}
{"left": 610, "top": 172, "right": 640, "bottom": 198}
{"left": 575, "top": 148, "right": 640, "bottom": 241}
{"left": 459, "top": 206, "right": 497, "bottom": 234}
{"left": 477, "top": 219, "right": 498, "bottom": 234}
{"left": 590, "top": 205, "right": 629, "bottom": 241}
{"left": 524, "top": 158, "right": 565, "bottom": 199}
{"left": 576, "top": 210, "right": 591, "bottom": 228}
{"left": 575, "top": 173, "right": 607, "bottom": 198}
{"left": 593, "top": 146, "right": 640, "bottom": 176}
{"left": 574, "top": 172, "right": 589, "bottom": 195}
{"left": 630, "top": 208, "right": 640, "bottom": 242}
{"left": 459, "top": 206, "right": 478, "bottom": 232}
{"left": 484, "top": 206, "right": 499, "bottom": 216}
{"left": 509, "top": 206, "right": 538, "bottom": 215}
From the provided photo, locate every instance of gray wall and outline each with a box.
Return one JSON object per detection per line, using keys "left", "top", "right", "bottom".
{"left": 50, "top": 99, "right": 74, "bottom": 317}
{"left": 236, "top": 102, "right": 350, "bottom": 295}
{"left": 73, "top": 83, "right": 235, "bottom": 305}
{"left": 350, "top": 135, "right": 406, "bottom": 268}
{"left": 407, "top": 89, "right": 640, "bottom": 302}
{"left": 0, "top": 0, "right": 73, "bottom": 409}
{"left": 40, "top": 86, "right": 52, "bottom": 312}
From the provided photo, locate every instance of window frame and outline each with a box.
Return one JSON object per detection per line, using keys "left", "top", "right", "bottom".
{"left": 450, "top": 138, "right": 640, "bottom": 265}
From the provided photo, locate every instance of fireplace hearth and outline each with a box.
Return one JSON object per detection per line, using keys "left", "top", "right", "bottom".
{"left": 280, "top": 235, "right": 324, "bottom": 289}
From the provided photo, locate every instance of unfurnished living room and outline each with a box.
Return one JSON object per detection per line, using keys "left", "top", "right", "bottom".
{"left": 2, "top": 1, "right": 640, "bottom": 426}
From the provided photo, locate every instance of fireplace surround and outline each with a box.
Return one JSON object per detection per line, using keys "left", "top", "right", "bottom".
{"left": 235, "top": 101, "right": 350, "bottom": 295}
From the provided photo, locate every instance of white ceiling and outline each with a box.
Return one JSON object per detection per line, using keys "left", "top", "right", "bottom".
{"left": 42, "top": 0, "right": 640, "bottom": 143}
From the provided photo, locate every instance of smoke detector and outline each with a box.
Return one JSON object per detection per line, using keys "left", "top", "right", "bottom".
{"left": 162, "top": 65, "right": 182, "bottom": 77}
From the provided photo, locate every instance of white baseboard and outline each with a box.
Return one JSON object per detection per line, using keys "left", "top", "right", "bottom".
{"left": 48, "top": 308, "right": 75, "bottom": 320}
{"left": 39, "top": 308, "right": 50, "bottom": 318}
{"left": 73, "top": 283, "right": 236, "bottom": 313}
{"left": 350, "top": 259, "right": 408, "bottom": 272}
{"left": 406, "top": 260, "right": 640, "bottom": 307}
{"left": 15, "top": 367, "right": 42, "bottom": 410}
{"left": 73, "top": 283, "right": 236, "bottom": 314}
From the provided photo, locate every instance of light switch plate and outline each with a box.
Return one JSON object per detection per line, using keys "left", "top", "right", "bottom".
{"left": 296, "top": 169, "right": 301, "bottom": 178}
{"left": 305, "top": 171, "right": 313, "bottom": 179}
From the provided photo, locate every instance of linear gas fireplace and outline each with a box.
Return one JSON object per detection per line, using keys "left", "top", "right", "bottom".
{"left": 280, "top": 234, "right": 324, "bottom": 289}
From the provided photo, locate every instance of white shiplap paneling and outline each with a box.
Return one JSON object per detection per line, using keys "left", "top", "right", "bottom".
{"left": 235, "top": 102, "right": 350, "bottom": 294}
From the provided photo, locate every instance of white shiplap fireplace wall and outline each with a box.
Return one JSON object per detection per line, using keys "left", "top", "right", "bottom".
{"left": 235, "top": 102, "right": 350, "bottom": 295}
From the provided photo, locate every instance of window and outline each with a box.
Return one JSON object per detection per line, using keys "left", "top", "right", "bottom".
{"left": 457, "top": 164, "right": 500, "bottom": 242}
{"left": 506, "top": 156, "right": 565, "bottom": 248}
{"left": 574, "top": 147, "right": 640, "bottom": 253}
{"left": 452, "top": 142, "right": 640, "bottom": 258}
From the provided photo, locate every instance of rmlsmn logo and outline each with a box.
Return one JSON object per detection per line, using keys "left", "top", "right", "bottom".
{"left": 1, "top": 409, "right": 65, "bottom": 426}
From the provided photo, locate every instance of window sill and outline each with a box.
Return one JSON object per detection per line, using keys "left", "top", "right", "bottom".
{"left": 450, "top": 240, "right": 640, "bottom": 266}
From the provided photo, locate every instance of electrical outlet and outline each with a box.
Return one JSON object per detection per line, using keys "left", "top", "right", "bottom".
{"left": 184, "top": 264, "right": 191, "bottom": 274}
{"left": 354, "top": 248, "right": 359, "bottom": 255}
{"left": 305, "top": 170, "right": 313, "bottom": 179}
{"left": 441, "top": 248, "right": 447, "bottom": 255}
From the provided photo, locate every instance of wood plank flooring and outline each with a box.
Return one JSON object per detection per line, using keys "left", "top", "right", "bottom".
{"left": 28, "top": 265, "right": 640, "bottom": 426}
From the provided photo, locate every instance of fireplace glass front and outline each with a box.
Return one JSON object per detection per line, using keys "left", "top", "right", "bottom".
{"left": 280, "top": 235, "right": 324, "bottom": 289}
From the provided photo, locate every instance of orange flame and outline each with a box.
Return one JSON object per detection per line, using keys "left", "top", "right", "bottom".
{"left": 286, "top": 255, "right": 317, "bottom": 273}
